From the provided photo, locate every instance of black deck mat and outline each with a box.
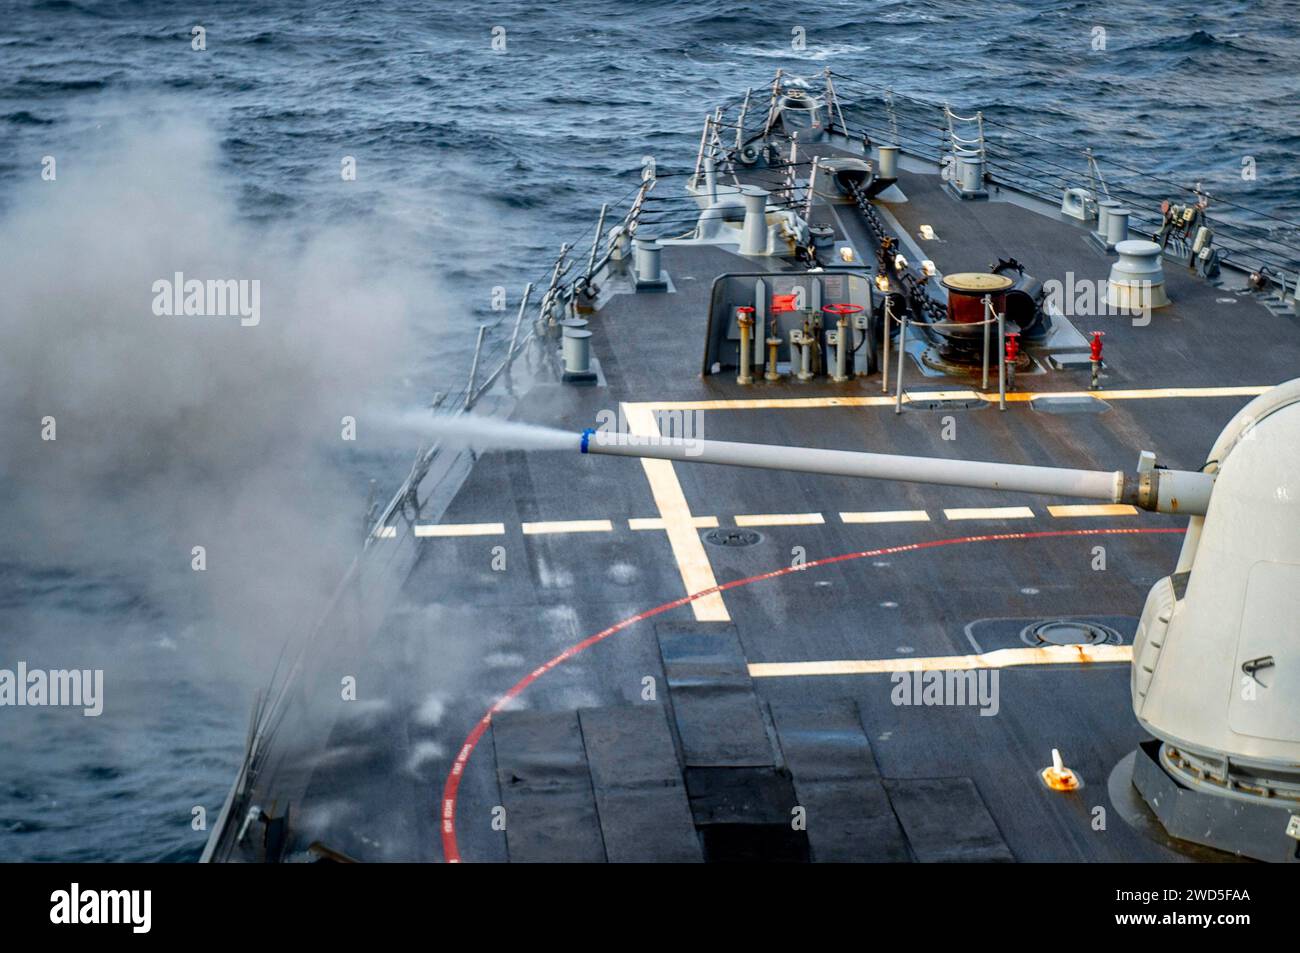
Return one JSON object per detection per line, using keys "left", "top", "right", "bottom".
{"left": 579, "top": 706, "right": 703, "bottom": 863}
{"left": 883, "top": 777, "right": 1016, "bottom": 862}
{"left": 656, "top": 622, "right": 773, "bottom": 767}
{"left": 770, "top": 699, "right": 910, "bottom": 862}
{"left": 491, "top": 710, "right": 606, "bottom": 862}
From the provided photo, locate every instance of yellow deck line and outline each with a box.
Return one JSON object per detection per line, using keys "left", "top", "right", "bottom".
{"left": 627, "top": 384, "right": 1270, "bottom": 413}
{"left": 1047, "top": 504, "right": 1138, "bottom": 518}
{"left": 622, "top": 403, "right": 729, "bottom": 621}
{"left": 943, "top": 506, "right": 1036, "bottom": 521}
{"left": 414, "top": 522, "right": 506, "bottom": 537}
{"left": 628, "top": 516, "right": 719, "bottom": 530}
{"left": 749, "top": 644, "right": 1133, "bottom": 678}
{"left": 521, "top": 519, "right": 613, "bottom": 535}
{"left": 840, "top": 510, "right": 931, "bottom": 524}
{"left": 735, "top": 512, "right": 825, "bottom": 527}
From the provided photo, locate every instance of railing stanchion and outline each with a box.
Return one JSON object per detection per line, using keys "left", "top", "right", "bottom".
{"left": 997, "top": 309, "right": 1007, "bottom": 411}
{"left": 881, "top": 297, "right": 891, "bottom": 393}
{"left": 982, "top": 294, "right": 991, "bottom": 390}
{"left": 508, "top": 282, "right": 534, "bottom": 366}
{"left": 467, "top": 325, "right": 487, "bottom": 409}
{"left": 894, "top": 307, "right": 908, "bottom": 415}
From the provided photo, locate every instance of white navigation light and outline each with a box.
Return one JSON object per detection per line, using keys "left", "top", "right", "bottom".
{"left": 839, "top": 246, "right": 855, "bottom": 262}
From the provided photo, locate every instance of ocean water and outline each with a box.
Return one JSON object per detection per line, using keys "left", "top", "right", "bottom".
{"left": 1, "top": 0, "right": 1297, "bottom": 862}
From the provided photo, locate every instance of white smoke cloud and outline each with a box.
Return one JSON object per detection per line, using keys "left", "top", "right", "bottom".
{"left": 0, "top": 104, "right": 441, "bottom": 682}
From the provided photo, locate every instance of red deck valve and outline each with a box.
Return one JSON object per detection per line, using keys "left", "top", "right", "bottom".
{"left": 1089, "top": 331, "right": 1105, "bottom": 390}
{"left": 1004, "top": 331, "right": 1020, "bottom": 365}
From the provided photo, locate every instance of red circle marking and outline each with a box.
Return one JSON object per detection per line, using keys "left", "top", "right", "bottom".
{"left": 439, "top": 525, "right": 1184, "bottom": 862}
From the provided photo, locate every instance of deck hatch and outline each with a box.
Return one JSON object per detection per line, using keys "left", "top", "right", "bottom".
{"left": 1029, "top": 395, "right": 1110, "bottom": 414}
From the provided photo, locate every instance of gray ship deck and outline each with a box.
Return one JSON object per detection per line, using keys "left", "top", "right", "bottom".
{"left": 227, "top": 153, "right": 1294, "bottom": 863}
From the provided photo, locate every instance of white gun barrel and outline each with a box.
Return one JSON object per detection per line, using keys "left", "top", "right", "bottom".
{"left": 579, "top": 430, "right": 1213, "bottom": 515}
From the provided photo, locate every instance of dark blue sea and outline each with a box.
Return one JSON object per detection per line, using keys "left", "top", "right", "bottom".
{"left": 1, "top": 0, "right": 1297, "bottom": 861}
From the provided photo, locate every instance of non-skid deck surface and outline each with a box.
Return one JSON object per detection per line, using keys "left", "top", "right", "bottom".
{"left": 237, "top": 151, "right": 1292, "bottom": 863}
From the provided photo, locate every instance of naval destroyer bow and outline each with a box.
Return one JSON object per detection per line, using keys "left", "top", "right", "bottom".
{"left": 205, "top": 69, "right": 1300, "bottom": 864}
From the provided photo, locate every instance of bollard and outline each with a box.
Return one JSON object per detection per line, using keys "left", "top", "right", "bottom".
{"left": 765, "top": 336, "right": 783, "bottom": 381}
{"left": 736, "top": 307, "right": 755, "bottom": 385}
{"left": 1095, "top": 199, "right": 1120, "bottom": 244}
{"left": 1106, "top": 207, "right": 1130, "bottom": 246}
{"left": 1089, "top": 331, "right": 1104, "bottom": 391}
{"left": 634, "top": 239, "right": 667, "bottom": 289}
{"left": 561, "top": 324, "right": 596, "bottom": 384}
{"left": 949, "top": 155, "right": 986, "bottom": 199}
{"left": 877, "top": 144, "right": 899, "bottom": 179}
{"left": 739, "top": 185, "right": 770, "bottom": 256}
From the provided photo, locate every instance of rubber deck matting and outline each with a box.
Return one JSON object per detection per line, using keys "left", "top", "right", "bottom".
{"left": 579, "top": 705, "right": 703, "bottom": 862}
{"left": 883, "top": 777, "right": 1016, "bottom": 862}
{"left": 491, "top": 710, "right": 607, "bottom": 862}
{"left": 770, "top": 699, "right": 911, "bottom": 862}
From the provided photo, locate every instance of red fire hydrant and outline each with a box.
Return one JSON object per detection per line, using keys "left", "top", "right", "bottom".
{"left": 1004, "top": 332, "right": 1020, "bottom": 365}
{"left": 1004, "top": 332, "right": 1020, "bottom": 389}
{"left": 1089, "top": 331, "right": 1104, "bottom": 390}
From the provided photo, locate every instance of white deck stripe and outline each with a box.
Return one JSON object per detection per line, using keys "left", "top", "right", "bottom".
{"left": 734, "top": 512, "right": 825, "bottom": 527}
{"left": 628, "top": 516, "right": 719, "bottom": 530}
{"left": 839, "top": 510, "right": 931, "bottom": 524}
{"left": 414, "top": 522, "right": 506, "bottom": 537}
{"left": 943, "top": 506, "right": 1036, "bottom": 521}
{"left": 521, "top": 519, "right": 613, "bottom": 535}
{"left": 1047, "top": 504, "right": 1138, "bottom": 518}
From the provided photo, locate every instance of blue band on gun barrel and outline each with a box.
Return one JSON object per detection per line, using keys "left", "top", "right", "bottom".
{"left": 580, "top": 428, "right": 595, "bottom": 453}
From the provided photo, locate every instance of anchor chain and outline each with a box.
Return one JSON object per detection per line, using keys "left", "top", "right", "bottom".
{"left": 847, "top": 180, "right": 946, "bottom": 324}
